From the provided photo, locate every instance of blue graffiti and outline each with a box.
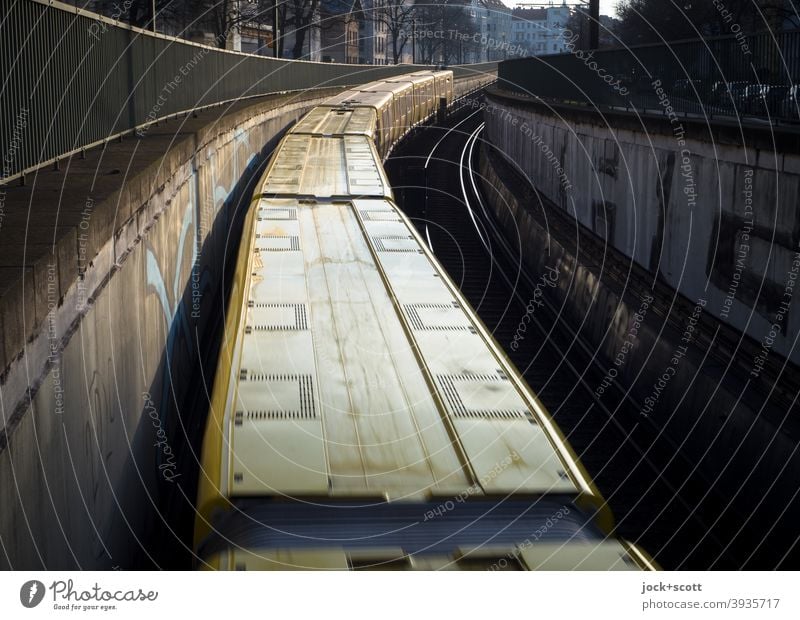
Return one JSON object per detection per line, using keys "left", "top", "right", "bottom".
{"left": 144, "top": 136, "right": 254, "bottom": 443}
{"left": 145, "top": 195, "right": 197, "bottom": 432}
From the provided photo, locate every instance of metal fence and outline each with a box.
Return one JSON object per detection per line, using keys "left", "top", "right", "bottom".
{"left": 498, "top": 29, "right": 800, "bottom": 123}
{"left": 0, "top": 0, "right": 496, "bottom": 183}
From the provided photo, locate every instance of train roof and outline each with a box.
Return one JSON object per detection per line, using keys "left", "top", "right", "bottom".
{"left": 259, "top": 134, "right": 390, "bottom": 199}
{"left": 380, "top": 74, "right": 434, "bottom": 86}
{"left": 360, "top": 80, "right": 414, "bottom": 93}
{"left": 194, "top": 68, "right": 656, "bottom": 571}
{"left": 208, "top": 196, "right": 585, "bottom": 502}
{"left": 325, "top": 89, "right": 395, "bottom": 108}
{"left": 361, "top": 82, "right": 414, "bottom": 96}
{"left": 289, "top": 106, "right": 377, "bottom": 138}
{"left": 410, "top": 69, "right": 453, "bottom": 78}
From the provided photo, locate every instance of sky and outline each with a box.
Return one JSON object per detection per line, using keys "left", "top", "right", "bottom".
{"left": 599, "top": 0, "right": 619, "bottom": 17}
{"left": 501, "top": 1, "right": 620, "bottom": 18}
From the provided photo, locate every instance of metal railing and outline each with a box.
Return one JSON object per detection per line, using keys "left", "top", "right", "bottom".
{"left": 498, "top": 29, "right": 800, "bottom": 123}
{"left": 0, "top": 0, "right": 496, "bottom": 183}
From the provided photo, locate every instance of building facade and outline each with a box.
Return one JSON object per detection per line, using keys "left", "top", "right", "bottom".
{"left": 464, "top": 0, "right": 513, "bottom": 63}
{"left": 359, "top": 0, "right": 389, "bottom": 65}
{"left": 512, "top": 3, "right": 570, "bottom": 57}
{"left": 319, "top": 0, "right": 364, "bottom": 63}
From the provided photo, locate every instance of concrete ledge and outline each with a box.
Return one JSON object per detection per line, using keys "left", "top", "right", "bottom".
{"left": 486, "top": 87, "right": 800, "bottom": 156}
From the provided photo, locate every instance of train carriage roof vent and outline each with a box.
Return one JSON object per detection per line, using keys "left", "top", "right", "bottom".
{"left": 236, "top": 374, "right": 317, "bottom": 420}
{"left": 403, "top": 303, "right": 471, "bottom": 332}
{"left": 359, "top": 210, "right": 400, "bottom": 222}
{"left": 246, "top": 303, "right": 310, "bottom": 332}
{"left": 436, "top": 374, "right": 531, "bottom": 421}
{"left": 372, "top": 235, "right": 419, "bottom": 253}
{"left": 258, "top": 207, "right": 297, "bottom": 221}
{"left": 255, "top": 234, "right": 301, "bottom": 252}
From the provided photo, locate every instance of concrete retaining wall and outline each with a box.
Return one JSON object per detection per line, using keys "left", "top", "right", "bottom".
{"left": 0, "top": 91, "right": 341, "bottom": 569}
{"left": 477, "top": 144, "right": 800, "bottom": 547}
{"left": 483, "top": 89, "right": 800, "bottom": 367}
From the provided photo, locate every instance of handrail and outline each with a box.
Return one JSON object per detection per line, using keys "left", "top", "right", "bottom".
{"left": 0, "top": 1, "right": 496, "bottom": 185}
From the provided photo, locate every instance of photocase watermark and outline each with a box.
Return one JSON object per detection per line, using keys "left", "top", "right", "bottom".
{"left": 75, "top": 195, "right": 95, "bottom": 312}
{"left": 720, "top": 169, "right": 754, "bottom": 320}
{"left": 520, "top": 121, "right": 574, "bottom": 193}
{"left": 87, "top": 1, "right": 135, "bottom": 41}
{"left": 562, "top": 30, "right": 630, "bottom": 96}
{"left": 46, "top": 262, "right": 65, "bottom": 418}
{"left": 469, "top": 97, "right": 574, "bottom": 193}
{"left": 422, "top": 451, "right": 522, "bottom": 521}
{"left": 751, "top": 247, "right": 800, "bottom": 378}
{"left": 652, "top": 79, "right": 697, "bottom": 209}
{"left": 487, "top": 505, "right": 571, "bottom": 570}
{"left": 678, "top": 149, "right": 697, "bottom": 209}
{"left": 510, "top": 265, "right": 559, "bottom": 351}
{"left": 190, "top": 194, "right": 217, "bottom": 319}
{"left": 712, "top": 0, "right": 752, "bottom": 56}
{"left": 20, "top": 580, "right": 45, "bottom": 608}
{"left": 21, "top": 578, "right": 158, "bottom": 612}
{"left": 190, "top": 266, "right": 202, "bottom": 319}
{"left": 135, "top": 30, "right": 229, "bottom": 138}
{"left": 400, "top": 28, "right": 528, "bottom": 58}
{"left": 0, "top": 106, "right": 30, "bottom": 231}
{"left": 594, "top": 293, "right": 654, "bottom": 399}
{"left": 640, "top": 298, "right": 706, "bottom": 417}
{"left": 142, "top": 392, "right": 181, "bottom": 482}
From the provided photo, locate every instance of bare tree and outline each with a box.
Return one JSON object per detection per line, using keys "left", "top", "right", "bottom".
{"left": 374, "top": 0, "right": 415, "bottom": 64}
{"left": 205, "top": 0, "right": 278, "bottom": 48}
{"left": 88, "top": 0, "right": 153, "bottom": 28}
{"left": 283, "top": 0, "right": 322, "bottom": 58}
{"left": 413, "top": 0, "right": 477, "bottom": 65}
{"left": 88, "top": 0, "right": 278, "bottom": 48}
{"left": 615, "top": 0, "right": 800, "bottom": 45}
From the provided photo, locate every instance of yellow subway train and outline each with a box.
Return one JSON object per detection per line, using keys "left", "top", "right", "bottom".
{"left": 194, "top": 70, "right": 658, "bottom": 571}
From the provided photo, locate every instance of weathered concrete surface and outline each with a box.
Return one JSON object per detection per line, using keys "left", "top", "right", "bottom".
{"left": 0, "top": 89, "right": 344, "bottom": 569}
{"left": 483, "top": 88, "right": 800, "bottom": 368}
{"left": 477, "top": 142, "right": 800, "bottom": 562}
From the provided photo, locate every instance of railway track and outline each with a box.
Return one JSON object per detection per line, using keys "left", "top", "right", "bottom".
{"left": 386, "top": 103, "right": 782, "bottom": 570}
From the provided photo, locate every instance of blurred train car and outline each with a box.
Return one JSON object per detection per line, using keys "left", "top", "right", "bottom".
{"left": 194, "top": 70, "right": 657, "bottom": 571}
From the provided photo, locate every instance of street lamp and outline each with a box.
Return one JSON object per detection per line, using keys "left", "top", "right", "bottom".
{"left": 273, "top": 0, "right": 280, "bottom": 58}
{"left": 412, "top": 18, "right": 416, "bottom": 64}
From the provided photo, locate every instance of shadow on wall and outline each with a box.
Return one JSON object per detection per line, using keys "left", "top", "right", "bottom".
{"left": 0, "top": 118, "right": 286, "bottom": 570}
{"left": 89, "top": 123, "right": 290, "bottom": 570}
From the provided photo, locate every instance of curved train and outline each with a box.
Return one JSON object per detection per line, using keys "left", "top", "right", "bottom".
{"left": 194, "top": 69, "right": 658, "bottom": 571}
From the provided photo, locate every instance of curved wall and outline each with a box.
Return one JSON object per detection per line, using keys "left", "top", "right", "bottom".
{"left": 0, "top": 90, "right": 337, "bottom": 569}
{"left": 484, "top": 89, "right": 800, "bottom": 367}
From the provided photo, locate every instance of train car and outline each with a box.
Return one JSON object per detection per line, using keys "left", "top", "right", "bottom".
{"left": 315, "top": 71, "right": 445, "bottom": 157}
{"left": 259, "top": 132, "right": 389, "bottom": 199}
{"left": 289, "top": 105, "right": 377, "bottom": 141}
{"left": 410, "top": 70, "right": 454, "bottom": 108}
{"left": 377, "top": 74, "right": 436, "bottom": 125}
{"left": 323, "top": 89, "right": 396, "bottom": 155}
{"left": 361, "top": 82, "right": 415, "bottom": 143}
{"left": 194, "top": 71, "right": 657, "bottom": 571}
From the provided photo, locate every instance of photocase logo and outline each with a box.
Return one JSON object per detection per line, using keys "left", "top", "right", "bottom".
{"left": 20, "top": 580, "right": 45, "bottom": 608}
